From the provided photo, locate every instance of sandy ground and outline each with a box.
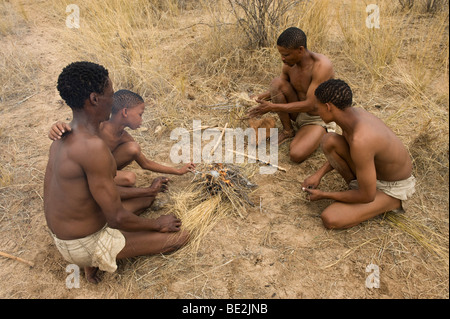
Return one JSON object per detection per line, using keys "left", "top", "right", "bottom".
{"left": 0, "top": 2, "right": 448, "bottom": 301}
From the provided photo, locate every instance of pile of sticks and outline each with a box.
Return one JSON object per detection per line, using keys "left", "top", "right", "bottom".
{"left": 191, "top": 163, "right": 257, "bottom": 218}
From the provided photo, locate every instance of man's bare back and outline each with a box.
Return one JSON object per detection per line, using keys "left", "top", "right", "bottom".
{"left": 44, "top": 127, "right": 115, "bottom": 240}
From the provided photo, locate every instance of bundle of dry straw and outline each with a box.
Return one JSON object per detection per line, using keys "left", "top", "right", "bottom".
{"left": 167, "top": 163, "right": 257, "bottom": 254}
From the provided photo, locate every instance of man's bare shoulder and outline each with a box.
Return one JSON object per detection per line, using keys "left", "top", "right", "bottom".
{"left": 312, "top": 53, "right": 333, "bottom": 72}
{"left": 66, "top": 129, "right": 111, "bottom": 162}
{"left": 312, "top": 51, "right": 333, "bottom": 64}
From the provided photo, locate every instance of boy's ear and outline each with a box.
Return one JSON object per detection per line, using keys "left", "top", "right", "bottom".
{"left": 326, "top": 102, "right": 332, "bottom": 112}
{"left": 121, "top": 108, "right": 128, "bottom": 117}
{"left": 89, "top": 92, "right": 98, "bottom": 105}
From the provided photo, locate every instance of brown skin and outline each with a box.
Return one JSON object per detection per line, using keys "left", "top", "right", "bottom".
{"left": 44, "top": 78, "right": 189, "bottom": 283}
{"left": 302, "top": 101, "right": 413, "bottom": 229}
{"left": 49, "top": 102, "right": 195, "bottom": 187}
{"left": 248, "top": 45, "right": 334, "bottom": 163}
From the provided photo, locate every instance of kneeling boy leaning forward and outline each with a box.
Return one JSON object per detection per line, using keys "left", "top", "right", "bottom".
{"left": 302, "top": 79, "right": 415, "bottom": 229}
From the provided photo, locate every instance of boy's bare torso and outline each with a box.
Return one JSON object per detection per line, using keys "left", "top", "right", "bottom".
{"left": 99, "top": 122, "right": 134, "bottom": 153}
{"left": 343, "top": 108, "right": 412, "bottom": 182}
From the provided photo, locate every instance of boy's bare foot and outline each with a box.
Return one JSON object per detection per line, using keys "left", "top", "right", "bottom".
{"left": 277, "top": 129, "right": 295, "bottom": 145}
{"left": 84, "top": 266, "right": 102, "bottom": 284}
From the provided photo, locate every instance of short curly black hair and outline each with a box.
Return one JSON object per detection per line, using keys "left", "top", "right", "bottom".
{"left": 315, "top": 79, "right": 353, "bottom": 109}
{"left": 57, "top": 61, "right": 109, "bottom": 110}
{"left": 277, "top": 27, "right": 307, "bottom": 49}
{"left": 112, "top": 89, "right": 144, "bottom": 114}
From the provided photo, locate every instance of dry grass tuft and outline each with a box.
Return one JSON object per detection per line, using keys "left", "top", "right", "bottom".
{"left": 0, "top": 0, "right": 28, "bottom": 36}
{"left": 385, "top": 211, "right": 449, "bottom": 267}
{"left": 0, "top": 41, "right": 41, "bottom": 104}
{"left": 166, "top": 163, "right": 257, "bottom": 255}
{"left": 409, "top": 120, "right": 449, "bottom": 187}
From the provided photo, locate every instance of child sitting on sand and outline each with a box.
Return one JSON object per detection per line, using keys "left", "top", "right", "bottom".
{"left": 49, "top": 89, "right": 195, "bottom": 186}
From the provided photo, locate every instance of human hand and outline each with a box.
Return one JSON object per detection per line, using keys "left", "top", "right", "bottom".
{"left": 48, "top": 121, "right": 72, "bottom": 140}
{"left": 302, "top": 174, "right": 321, "bottom": 190}
{"left": 303, "top": 188, "right": 323, "bottom": 201}
{"left": 178, "top": 162, "right": 196, "bottom": 175}
{"left": 249, "top": 91, "right": 270, "bottom": 101}
{"left": 247, "top": 99, "right": 272, "bottom": 118}
{"left": 150, "top": 176, "right": 170, "bottom": 193}
{"left": 155, "top": 214, "right": 182, "bottom": 232}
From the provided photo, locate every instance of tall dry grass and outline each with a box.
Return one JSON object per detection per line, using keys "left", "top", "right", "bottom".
{"left": 46, "top": 0, "right": 196, "bottom": 131}
{"left": 335, "top": 0, "right": 409, "bottom": 83}
{"left": 0, "top": 1, "right": 40, "bottom": 104}
{"left": 0, "top": 0, "right": 27, "bottom": 36}
{"left": 0, "top": 41, "right": 41, "bottom": 104}
{"left": 0, "top": 0, "right": 448, "bottom": 297}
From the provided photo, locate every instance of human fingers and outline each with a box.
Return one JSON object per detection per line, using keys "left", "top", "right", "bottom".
{"left": 156, "top": 176, "right": 170, "bottom": 184}
{"left": 302, "top": 187, "right": 312, "bottom": 201}
{"left": 168, "top": 213, "right": 181, "bottom": 221}
{"left": 304, "top": 188, "right": 321, "bottom": 201}
{"left": 48, "top": 127, "right": 61, "bottom": 140}
{"left": 165, "top": 218, "right": 182, "bottom": 232}
{"left": 56, "top": 122, "right": 70, "bottom": 133}
{"left": 247, "top": 107, "right": 259, "bottom": 118}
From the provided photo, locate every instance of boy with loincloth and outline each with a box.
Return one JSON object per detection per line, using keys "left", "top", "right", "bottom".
{"left": 247, "top": 27, "right": 336, "bottom": 163}
{"left": 44, "top": 62, "right": 189, "bottom": 284}
{"left": 49, "top": 89, "right": 195, "bottom": 187}
{"left": 302, "top": 79, "right": 416, "bottom": 229}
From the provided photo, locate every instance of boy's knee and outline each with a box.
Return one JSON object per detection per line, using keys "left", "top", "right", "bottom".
{"left": 320, "top": 132, "right": 340, "bottom": 154}
{"left": 126, "top": 142, "right": 141, "bottom": 158}
{"left": 115, "top": 171, "right": 136, "bottom": 187}
{"left": 320, "top": 210, "right": 344, "bottom": 230}
{"left": 289, "top": 149, "right": 308, "bottom": 163}
{"left": 289, "top": 142, "right": 314, "bottom": 163}
{"left": 124, "top": 172, "right": 137, "bottom": 186}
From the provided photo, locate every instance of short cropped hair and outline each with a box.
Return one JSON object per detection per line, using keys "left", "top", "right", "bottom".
{"left": 57, "top": 61, "right": 109, "bottom": 110}
{"left": 315, "top": 79, "right": 353, "bottom": 109}
{"left": 277, "top": 27, "right": 307, "bottom": 50}
{"left": 111, "top": 89, "right": 144, "bottom": 114}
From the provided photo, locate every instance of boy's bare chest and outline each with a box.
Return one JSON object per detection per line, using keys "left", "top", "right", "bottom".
{"left": 100, "top": 131, "right": 125, "bottom": 151}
